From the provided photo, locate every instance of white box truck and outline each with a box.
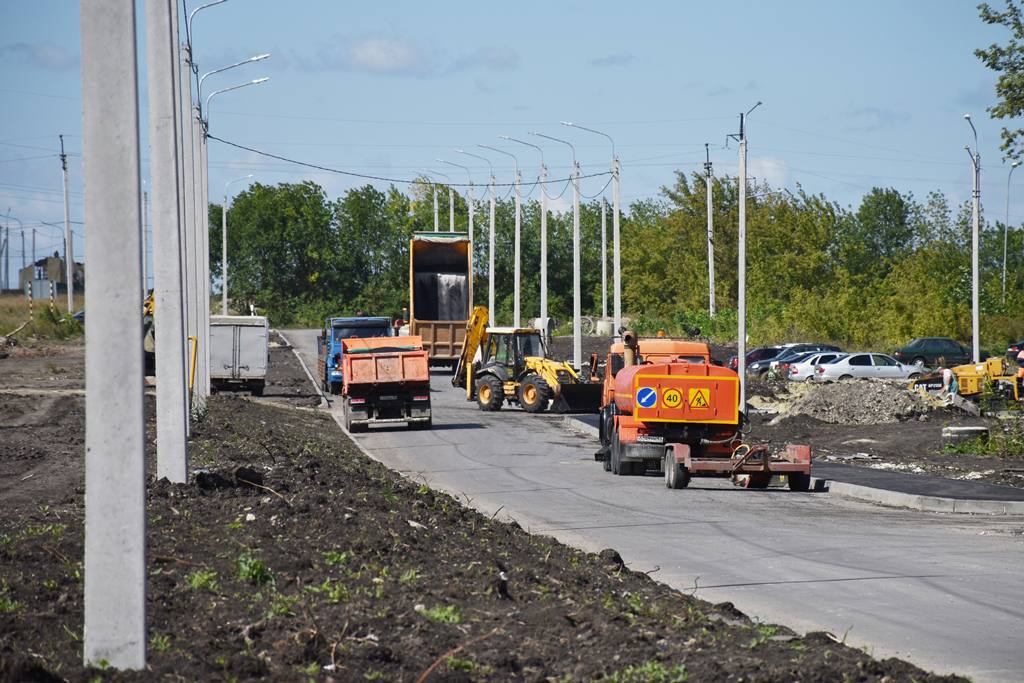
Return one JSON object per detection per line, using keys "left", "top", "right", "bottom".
{"left": 210, "top": 315, "right": 269, "bottom": 395}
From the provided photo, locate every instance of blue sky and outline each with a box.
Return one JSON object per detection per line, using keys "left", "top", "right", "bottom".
{"left": 0, "top": 1, "right": 1016, "bottom": 286}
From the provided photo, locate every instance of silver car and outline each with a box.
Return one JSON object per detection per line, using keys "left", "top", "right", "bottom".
{"left": 786, "top": 351, "right": 847, "bottom": 381}
{"left": 813, "top": 352, "right": 922, "bottom": 382}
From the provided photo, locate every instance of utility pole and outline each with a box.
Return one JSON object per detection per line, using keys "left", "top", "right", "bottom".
{"left": 612, "top": 155, "right": 621, "bottom": 333}
{"left": 601, "top": 198, "right": 608, "bottom": 319}
{"left": 732, "top": 102, "right": 761, "bottom": 413}
{"left": 147, "top": 0, "right": 189, "bottom": 484}
{"left": 448, "top": 185, "right": 454, "bottom": 231}
{"left": 32, "top": 228, "right": 36, "bottom": 272}
{"left": 180, "top": 43, "right": 198, "bottom": 410}
{"left": 572, "top": 160, "right": 582, "bottom": 370}
{"left": 965, "top": 114, "right": 981, "bottom": 363}
{"left": 191, "top": 100, "right": 208, "bottom": 399}
{"left": 481, "top": 143, "right": 521, "bottom": 327}
{"left": 432, "top": 180, "right": 439, "bottom": 232}
{"left": 540, "top": 164, "right": 548, "bottom": 326}
{"left": 1004, "top": 162, "right": 1019, "bottom": 304}
{"left": 456, "top": 148, "right": 494, "bottom": 326}
{"left": 80, "top": 0, "right": 146, "bottom": 668}
{"left": 705, "top": 144, "right": 715, "bottom": 317}
{"left": 60, "top": 135, "right": 74, "bottom": 313}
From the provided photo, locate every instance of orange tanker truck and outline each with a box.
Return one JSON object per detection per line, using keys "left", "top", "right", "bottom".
{"left": 340, "top": 336, "right": 432, "bottom": 432}
{"left": 595, "top": 332, "right": 811, "bottom": 490}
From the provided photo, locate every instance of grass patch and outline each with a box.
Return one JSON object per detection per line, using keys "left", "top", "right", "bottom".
{"left": 943, "top": 420, "right": 1024, "bottom": 458}
{"left": 605, "top": 661, "right": 689, "bottom": 683}
{"left": 185, "top": 569, "right": 219, "bottom": 593}
{"left": 0, "top": 293, "right": 84, "bottom": 340}
{"left": 236, "top": 552, "right": 274, "bottom": 586}
{"left": 415, "top": 604, "right": 460, "bottom": 624}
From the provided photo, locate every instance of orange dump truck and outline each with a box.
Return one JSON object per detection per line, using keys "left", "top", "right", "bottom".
{"left": 340, "top": 336, "right": 432, "bottom": 432}
{"left": 596, "top": 333, "right": 811, "bottom": 490}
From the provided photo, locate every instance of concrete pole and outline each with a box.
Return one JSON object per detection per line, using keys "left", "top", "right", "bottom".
{"left": 448, "top": 186, "right": 454, "bottom": 231}
{"left": 601, "top": 198, "right": 607, "bottom": 319}
{"left": 971, "top": 150, "right": 981, "bottom": 363}
{"left": 200, "top": 131, "right": 211, "bottom": 394}
{"left": 705, "top": 148, "right": 716, "bottom": 317}
{"left": 738, "top": 124, "right": 748, "bottom": 411}
{"left": 488, "top": 177, "right": 495, "bottom": 327}
{"left": 572, "top": 161, "right": 582, "bottom": 371}
{"left": 1005, "top": 162, "right": 1019, "bottom": 304}
{"left": 222, "top": 187, "right": 228, "bottom": 314}
{"left": 513, "top": 169, "right": 521, "bottom": 327}
{"left": 141, "top": 189, "right": 148, "bottom": 296}
{"left": 146, "top": 0, "right": 189, "bottom": 484}
{"left": 60, "top": 135, "right": 74, "bottom": 312}
{"left": 80, "top": 0, "right": 146, "bottom": 668}
{"left": 191, "top": 107, "right": 208, "bottom": 399}
{"left": 612, "top": 157, "right": 621, "bottom": 333}
{"left": 467, "top": 183, "right": 474, "bottom": 243}
{"left": 171, "top": 8, "right": 191, "bottom": 433}
{"left": 32, "top": 228, "right": 35, "bottom": 268}
{"left": 180, "top": 47, "right": 198, "bottom": 410}
{"left": 432, "top": 183, "right": 439, "bottom": 232}
{"left": 540, "top": 165, "right": 548, "bottom": 326}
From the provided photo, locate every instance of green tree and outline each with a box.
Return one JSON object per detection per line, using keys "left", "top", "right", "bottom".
{"left": 976, "top": 1, "right": 1024, "bottom": 160}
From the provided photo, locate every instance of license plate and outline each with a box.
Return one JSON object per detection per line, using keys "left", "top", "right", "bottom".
{"left": 379, "top": 395, "right": 398, "bottom": 401}
{"left": 636, "top": 435, "right": 665, "bottom": 444}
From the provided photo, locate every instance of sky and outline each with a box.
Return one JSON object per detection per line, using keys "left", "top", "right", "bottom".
{"left": 0, "top": 0, "right": 1017, "bottom": 288}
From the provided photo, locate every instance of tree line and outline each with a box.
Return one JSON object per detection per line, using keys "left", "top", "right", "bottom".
{"left": 208, "top": 172, "right": 1024, "bottom": 350}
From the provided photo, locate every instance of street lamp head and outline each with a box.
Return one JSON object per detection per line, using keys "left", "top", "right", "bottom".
{"left": 498, "top": 135, "right": 511, "bottom": 140}
{"left": 251, "top": 53, "right": 271, "bottom": 62}
{"left": 964, "top": 113, "right": 971, "bottom": 120}
{"left": 251, "top": 77, "right": 269, "bottom": 85}
{"left": 560, "top": 121, "right": 574, "bottom": 127}
{"left": 1014, "top": 161, "right": 1021, "bottom": 168}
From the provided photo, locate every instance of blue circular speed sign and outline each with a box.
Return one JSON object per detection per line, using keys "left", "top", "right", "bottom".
{"left": 636, "top": 387, "right": 657, "bottom": 409}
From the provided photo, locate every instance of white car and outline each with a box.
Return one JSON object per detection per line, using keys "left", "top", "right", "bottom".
{"left": 786, "top": 351, "right": 847, "bottom": 381}
{"left": 813, "top": 352, "right": 922, "bottom": 382}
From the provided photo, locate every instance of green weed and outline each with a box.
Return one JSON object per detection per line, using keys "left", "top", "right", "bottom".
{"left": 398, "top": 568, "right": 421, "bottom": 584}
{"left": 415, "top": 604, "right": 461, "bottom": 624}
{"left": 267, "top": 592, "right": 299, "bottom": 618}
{"left": 149, "top": 633, "right": 171, "bottom": 652}
{"left": 323, "top": 550, "right": 351, "bottom": 566}
{"left": 185, "top": 569, "right": 219, "bottom": 593}
{"left": 236, "top": 552, "right": 274, "bottom": 586}
{"left": 306, "top": 578, "right": 349, "bottom": 604}
{"left": 605, "top": 661, "right": 689, "bottom": 683}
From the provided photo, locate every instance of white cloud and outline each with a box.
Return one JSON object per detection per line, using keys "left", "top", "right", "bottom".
{"left": 748, "top": 156, "right": 788, "bottom": 188}
{"left": 348, "top": 38, "right": 431, "bottom": 76}
{"left": 0, "top": 42, "right": 78, "bottom": 70}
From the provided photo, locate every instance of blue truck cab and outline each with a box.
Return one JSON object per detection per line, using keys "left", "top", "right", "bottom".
{"left": 317, "top": 316, "right": 393, "bottom": 394}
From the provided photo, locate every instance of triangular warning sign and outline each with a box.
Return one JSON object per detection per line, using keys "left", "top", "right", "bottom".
{"left": 688, "top": 388, "right": 710, "bottom": 408}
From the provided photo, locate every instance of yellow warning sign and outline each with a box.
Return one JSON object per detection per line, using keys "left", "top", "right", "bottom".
{"left": 688, "top": 388, "right": 710, "bottom": 409}
{"left": 662, "top": 388, "right": 682, "bottom": 408}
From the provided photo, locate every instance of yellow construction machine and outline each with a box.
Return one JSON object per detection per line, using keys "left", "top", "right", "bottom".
{"left": 452, "top": 306, "right": 602, "bottom": 413}
{"left": 908, "top": 356, "right": 1019, "bottom": 402}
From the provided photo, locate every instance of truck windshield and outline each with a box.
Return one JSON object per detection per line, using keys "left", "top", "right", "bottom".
{"left": 516, "top": 332, "right": 545, "bottom": 358}
{"left": 333, "top": 326, "right": 390, "bottom": 342}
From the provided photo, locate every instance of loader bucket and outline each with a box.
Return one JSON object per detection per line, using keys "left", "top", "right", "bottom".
{"left": 550, "top": 382, "right": 603, "bottom": 414}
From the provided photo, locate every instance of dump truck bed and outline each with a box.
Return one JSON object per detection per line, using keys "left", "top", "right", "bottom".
{"left": 340, "top": 336, "right": 432, "bottom": 431}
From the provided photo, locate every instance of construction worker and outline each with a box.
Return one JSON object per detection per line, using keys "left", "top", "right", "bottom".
{"left": 940, "top": 366, "right": 958, "bottom": 400}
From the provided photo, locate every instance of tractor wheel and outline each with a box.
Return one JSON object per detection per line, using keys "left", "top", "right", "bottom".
{"left": 519, "top": 374, "right": 551, "bottom": 413}
{"left": 664, "top": 450, "right": 690, "bottom": 489}
{"left": 788, "top": 472, "right": 811, "bottom": 492}
{"left": 746, "top": 473, "right": 772, "bottom": 489}
{"left": 477, "top": 376, "right": 504, "bottom": 411}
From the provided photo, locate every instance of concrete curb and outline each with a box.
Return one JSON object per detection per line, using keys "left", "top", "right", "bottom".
{"left": 275, "top": 329, "right": 329, "bottom": 410}
{"left": 561, "top": 416, "right": 1024, "bottom": 516}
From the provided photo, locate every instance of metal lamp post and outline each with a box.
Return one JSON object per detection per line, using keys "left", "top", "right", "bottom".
{"left": 534, "top": 132, "right": 582, "bottom": 370}
{"left": 457, "top": 149, "right": 496, "bottom": 326}
{"left": 481, "top": 143, "right": 521, "bottom": 327}
{"left": 439, "top": 158, "right": 474, "bottom": 241}
{"left": 505, "top": 136, "right": 549, "bottom": 328}
{"left": 563, "top": 121, "right": 620, "bottom": 332}
{"left": 965, "top": 113, "right": 981, "bottom": 363}
{"left": 431, "top": 169, "right": 454, "bottom": 231}
{"left": 222, "top": 174, "right": 253, "bottom": 315}
{"left": 1004, "top": 161, "right": 1019, "bottom": 304}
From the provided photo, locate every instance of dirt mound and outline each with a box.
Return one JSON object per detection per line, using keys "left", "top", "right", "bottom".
{"left": 783, "top": 379, "right": 931, "bottom": 424}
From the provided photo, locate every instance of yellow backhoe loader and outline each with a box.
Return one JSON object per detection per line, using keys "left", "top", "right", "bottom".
{"left": 452, "top": 306, "right": 602, "bottom": 413}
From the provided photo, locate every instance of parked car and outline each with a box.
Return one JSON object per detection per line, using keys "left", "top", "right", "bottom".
{"left": 813, "top": 352, "right": 922, "bottom": 382}
{"left": 892, "top": 337, "right": 970, "bottom": 368}
{"left": 728, "top": 346, "right": 783, "bottom": 371}
{"left": 787, "top": 351, "right": 848, "bottom": 381}
{"left": 748, "top": 343, "right": 842, "bottom": 377}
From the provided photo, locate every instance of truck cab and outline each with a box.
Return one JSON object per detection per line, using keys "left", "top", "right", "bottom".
{"left": 317, "top": 316, "right": 393, "bottom": 394}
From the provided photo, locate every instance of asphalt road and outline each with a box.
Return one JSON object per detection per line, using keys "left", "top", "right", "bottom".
{"left": 289, "top": 328, "right": 1024, "bottom": 682}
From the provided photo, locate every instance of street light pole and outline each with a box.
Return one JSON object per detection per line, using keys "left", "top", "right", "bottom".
{"left": 429, "top": 169, "right": 454, "bottom": 231}
{"left": 222, "top": 174, "right": 253, "bottom": 315}
{"left": 965, "top": 113, "right": 981, "bottom": 363}
{"left": 563, "top": 121, "right": 620, "bottom": 332}
{"left": 535, "top": 132, "right": 582, "bottom": 370}
{"left": 506, "top": 136, "right": 548, "bottom": 329}
{"left": 601, "top": 198, "right": 608, "bottom": 318}
{"left": 60, "top": 135, "right": 74, "bottom": 312}
{"left": 439, "top": 159, "right": 474, "bottom": 242}
{"left": 732, "top": 102, "right": 761, "bottom": 412}
{"left": 457, "top": 149, "right": 495, "bottom": 326}
{"left": 482, "top": 143, "right": 521, "bottom": 327}
{"left": 1004, "top": 161, "right": 1019, "bottom": 304}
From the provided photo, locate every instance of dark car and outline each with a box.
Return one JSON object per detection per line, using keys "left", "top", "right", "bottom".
{"left": 747, "top": 343, "right": 842, "bottom": 377}
{"left": 1006, "top": 340, "right": 1024, "bottom": 365}
{"left": 728, "top": 346, "right": 783, "bottom": 371}
{"left": 892, "top": 337, "right": 970, "bottom": 368}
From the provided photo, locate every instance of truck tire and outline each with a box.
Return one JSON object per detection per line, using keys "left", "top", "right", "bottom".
{"left": 788, "top": 472, "right": 811, "bottom": 492}
{"left": 611, "top": 430, "right": 628, "bottom": 476}
{"left": 330, "top": 381, "right": 342, "bottom": 395}
{"left": 664, "top": 450, "right": 690, "bottom": 489}
{"left": 477, "top": 376, "right": 504, "bottom": 411}
{"left": 519, "top": 374, "right": 550, "bottom": 413}
{"left": 250, "top": 380, "right": 265, "bottom": 397}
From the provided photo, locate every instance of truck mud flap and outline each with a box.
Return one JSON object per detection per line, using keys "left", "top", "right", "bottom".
{"left": 550, "top": 383, "right": 603, "bottom": 414}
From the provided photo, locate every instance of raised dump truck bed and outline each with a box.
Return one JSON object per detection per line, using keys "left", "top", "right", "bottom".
{"left": 340, "top": 336, "right": 432, "bottom": 432}
{"left": 410, "top": 232, "right": 472, "bottom": 365}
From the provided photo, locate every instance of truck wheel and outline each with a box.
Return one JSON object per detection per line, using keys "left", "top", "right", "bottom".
{"left": 519, "top": 374, "right": 550, "bottom": 413}
{"left": 330, "top": 381, "right": 342, "bottom": 395}
{"left": 611, "top": 431, "right": 627, "bottom": 476}
{"left": 664, "top": 450, "right": 689, "bottom": 489}
{"left": 477, "top": 376, "right": 504, "bottom": 411}
{"left": 250, "top": 380, "right": 265, "bottom": 397}
{"left": 603, "top": 451, "right": 612, "bottom": 472}
{"left": 788, "top": 472, "right": 811, "bottom": 492}
{"left": 745, "top": 473, "right": 771, "bottom": 489}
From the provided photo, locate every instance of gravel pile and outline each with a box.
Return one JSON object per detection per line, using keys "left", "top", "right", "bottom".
{"left": 783, "top": 379, "right": 932, "bottom": 424}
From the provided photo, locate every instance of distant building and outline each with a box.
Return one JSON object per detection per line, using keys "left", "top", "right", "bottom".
{"left": 18, "top": 251, "right": 84, "bottom": 293}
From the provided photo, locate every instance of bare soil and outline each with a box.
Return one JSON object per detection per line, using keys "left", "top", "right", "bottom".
{"left": 0, "top": 341, "right": 963, "bottom": 681}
